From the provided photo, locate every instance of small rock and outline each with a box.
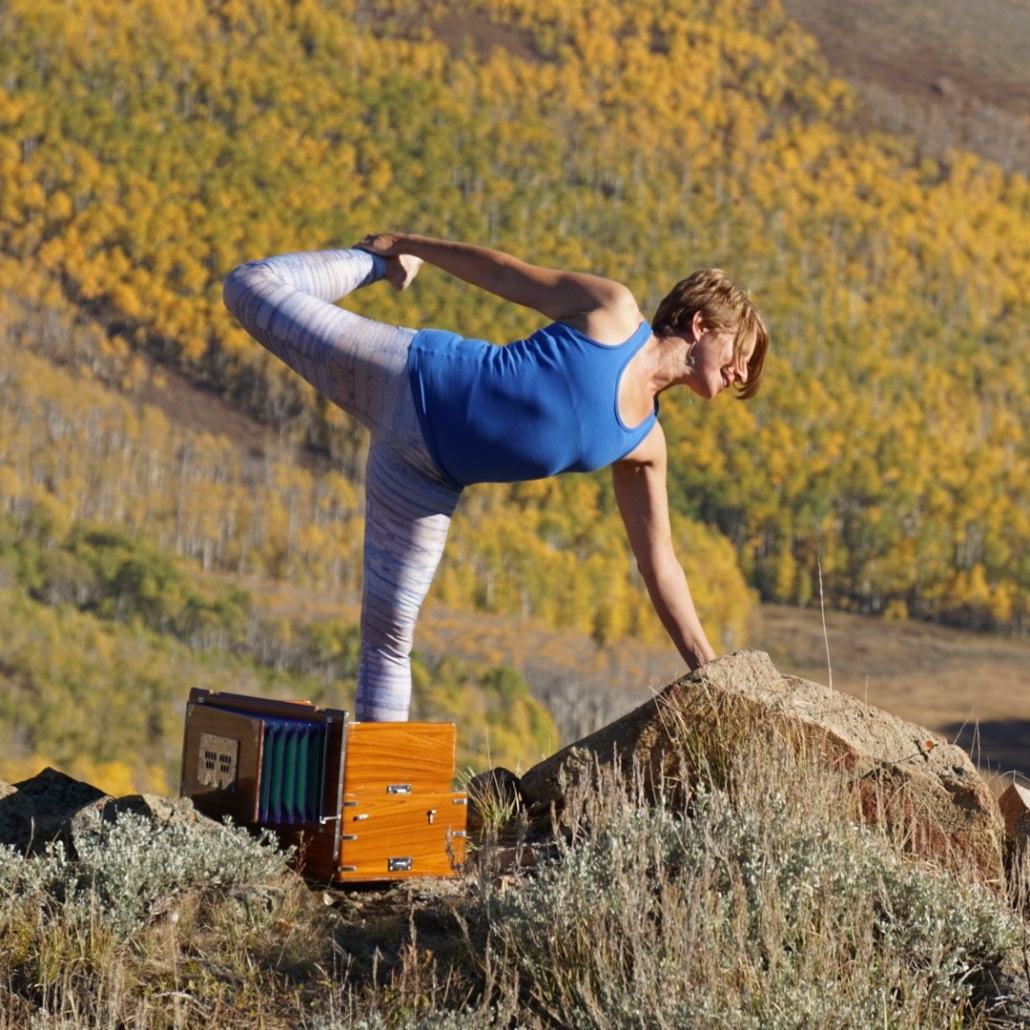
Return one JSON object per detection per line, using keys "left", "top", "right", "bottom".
{"left": 465, "top": 766, "right": 523, "bottom": 837}
{"left": 999, "top": 783, "right": 1030, "bottom": 842}
{"left": 0, "top": 767, "right": 109, "bottom": 856}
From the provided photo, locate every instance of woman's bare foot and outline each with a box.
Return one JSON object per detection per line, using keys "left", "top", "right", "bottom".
{"left": 384, "top": 253, "right": 422, "bottom": 291}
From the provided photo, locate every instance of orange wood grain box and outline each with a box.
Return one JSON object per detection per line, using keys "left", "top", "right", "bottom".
{"left": 180, "top": 690, "right": 467, "bottom": 884}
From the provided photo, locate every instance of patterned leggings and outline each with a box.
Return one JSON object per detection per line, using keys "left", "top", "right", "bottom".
{"left": 223, "top": 249, "right": 462, "bottom": 721}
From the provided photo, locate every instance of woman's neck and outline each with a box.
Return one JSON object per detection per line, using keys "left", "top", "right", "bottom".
{"left": 647, "top": 333, "right": 692, "bottom": 398}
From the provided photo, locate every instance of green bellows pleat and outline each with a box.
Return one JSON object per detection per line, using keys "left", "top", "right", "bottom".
{"left": 274, "top": 725, "right": 288, "bottom": 819}
{"left": 257, "top": 716, "right": 327, "bottom": 824}
{"left": 292, "top": 729, "right": 307, "bottom": 822}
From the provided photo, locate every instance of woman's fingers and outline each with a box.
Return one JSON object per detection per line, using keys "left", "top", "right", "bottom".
{"left": 355, "top": 232, "right": 400, "bottom": 255}
{"left": 354, "top": 233, "right": 421, "bottom": 287}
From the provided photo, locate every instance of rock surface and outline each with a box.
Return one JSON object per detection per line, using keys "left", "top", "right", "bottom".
{"left": 999, "top": 782, "right": 1030, "bottom": 843}
{"left": 519, "top": 650, "right": 1005, "bottom": 884}
{"left": 0, "top": 767, "right": 109, "bottom": 855}
{"left": 0, "top": 767, "right": 214, "bottom": 856}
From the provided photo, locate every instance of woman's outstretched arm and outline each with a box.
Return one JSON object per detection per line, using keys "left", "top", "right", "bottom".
{"left": 356, "top": 232, "right": 642, "bottom": 344}
{"left": 611, "top": 425, "right": 718, "bottom": 671}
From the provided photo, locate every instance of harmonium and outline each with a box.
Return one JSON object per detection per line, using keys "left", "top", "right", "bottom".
{"left": 179, "top": 689, "right": 467, "bottom": 883}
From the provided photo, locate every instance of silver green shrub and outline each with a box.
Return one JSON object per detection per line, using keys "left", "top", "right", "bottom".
{"left": 474, "top": 781, "right": 1019, "bottom": 1030}
{"left": 0, "top": 812, "right": 289, "bottom": 935}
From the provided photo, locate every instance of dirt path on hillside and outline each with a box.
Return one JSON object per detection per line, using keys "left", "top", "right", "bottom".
{"left": 782, "top": 0, "right": 1030, "bottom": 112}
{"left": 780, "top": 0, "right": 1030, "bottom": 172}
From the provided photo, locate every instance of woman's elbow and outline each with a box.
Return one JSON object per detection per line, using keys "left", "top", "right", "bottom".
{"left": 636, "top": 547, "right": 681, "bottom": 589}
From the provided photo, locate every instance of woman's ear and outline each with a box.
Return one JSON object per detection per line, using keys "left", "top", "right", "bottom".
{"left": 690, "top": 309, "right": 706, "bottom": 341}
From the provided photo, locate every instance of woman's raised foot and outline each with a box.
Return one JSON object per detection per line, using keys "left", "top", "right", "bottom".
{"left": 384, "top": 253, "right": 422, "bottom": 291}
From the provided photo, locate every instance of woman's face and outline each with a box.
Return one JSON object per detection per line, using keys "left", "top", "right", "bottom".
{"left": 685, "top": 316, "right": 752, "bottom": 400}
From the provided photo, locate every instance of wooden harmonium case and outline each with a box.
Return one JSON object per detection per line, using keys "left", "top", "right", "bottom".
{"left": 180, "top": 689, "right": 467, "bottom": 883}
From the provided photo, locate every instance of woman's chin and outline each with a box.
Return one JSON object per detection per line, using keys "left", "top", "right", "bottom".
{"left": 687, "top": 381, "right": 719, "bottom": 401}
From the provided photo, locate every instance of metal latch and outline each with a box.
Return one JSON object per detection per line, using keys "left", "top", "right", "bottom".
{"left": 388, "top": 857, "right": 413, "bottom": 872}
{"left": 387, "top": 784, "right": 411, "bottom": 794}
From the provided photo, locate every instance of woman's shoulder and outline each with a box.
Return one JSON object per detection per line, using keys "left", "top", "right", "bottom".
{"left": 555, "top": 284, "right": 646, "bottom": 345}
{"left": 538, "top": 318, "right": 651, "bottom": 350}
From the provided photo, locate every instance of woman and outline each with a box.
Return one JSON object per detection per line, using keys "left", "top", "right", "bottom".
{"left": 224, "top": 233, "right": 768, "bottom": 721}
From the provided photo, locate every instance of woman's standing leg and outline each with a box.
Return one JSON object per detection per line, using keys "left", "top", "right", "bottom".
{"left": 356, "top": 439, "right": 462, "bottom": 720}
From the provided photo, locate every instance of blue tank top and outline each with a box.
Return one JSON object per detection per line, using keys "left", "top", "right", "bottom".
{"left": 407, "top": 320, "right": 657, "bottom": 488}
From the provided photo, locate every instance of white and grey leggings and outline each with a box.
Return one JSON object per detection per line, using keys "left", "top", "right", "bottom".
{"left": 223, "top": 249, "right": 462, "bottom": 721}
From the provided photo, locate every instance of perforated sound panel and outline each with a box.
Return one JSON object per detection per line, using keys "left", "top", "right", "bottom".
{"left": 197, "top": 732, "right": 239, "bottom": 790}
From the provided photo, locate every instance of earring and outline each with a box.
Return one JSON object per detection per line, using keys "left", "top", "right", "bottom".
{"left": 686, "top": 343, "right": 696, "bottom": 369}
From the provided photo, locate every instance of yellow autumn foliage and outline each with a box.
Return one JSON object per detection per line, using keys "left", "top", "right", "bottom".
{"left": 0, "top": 0, "right": 1026, "bottom": 656}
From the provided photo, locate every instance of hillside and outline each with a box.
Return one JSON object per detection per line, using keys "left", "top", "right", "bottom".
{"left": 4, "top": 4, "right": 1030, "bottom": 1025}
{"left": 781, "top": 0, "right": 1030, "bottom": 174}
{"left": 85, "top": 358, "right": 1030, "bottom": 780}
{"left": 0, "top": 0, "right": 1029, "bottom": 794}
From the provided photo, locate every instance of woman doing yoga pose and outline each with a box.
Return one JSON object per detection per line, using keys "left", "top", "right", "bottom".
{"left": 223, "top": 233, "right": 768, "bottom": 721}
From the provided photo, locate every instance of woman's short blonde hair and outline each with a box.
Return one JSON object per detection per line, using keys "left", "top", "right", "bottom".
{"left": 652, "top": 268, "right": 769, "bottom": 399}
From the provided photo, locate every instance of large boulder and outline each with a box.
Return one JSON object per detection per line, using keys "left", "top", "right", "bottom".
{"left": 519, "top": 650, "right": 1004, "bottom": 885}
